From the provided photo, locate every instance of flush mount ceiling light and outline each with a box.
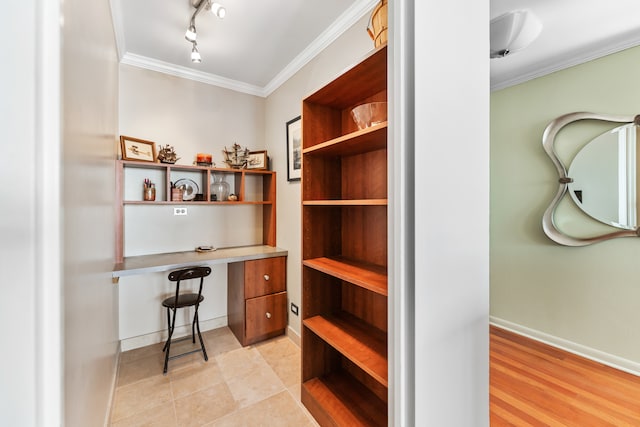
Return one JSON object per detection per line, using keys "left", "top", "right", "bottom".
{"left": 490, "top": 10, "right": 542, "bottom": 59}
{"left": 185, "top": 0, "right": 226, "bottom": 63}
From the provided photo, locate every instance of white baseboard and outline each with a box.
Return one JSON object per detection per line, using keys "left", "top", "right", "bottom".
{"left": 286, "top": 326, "right": 301, "bottom": 347}
{"left": 120, "top": 316, "right": 227, "bottom": 351}
{"left": 490, "top": 316, "right": 640, "bottom": 377}
{"left": 104, "top": 341, "right": 121, "bottom": 426}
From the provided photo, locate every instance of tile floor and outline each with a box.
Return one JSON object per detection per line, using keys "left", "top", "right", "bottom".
{"left": 109, "top": 327, "right": 319, "bottom": 426}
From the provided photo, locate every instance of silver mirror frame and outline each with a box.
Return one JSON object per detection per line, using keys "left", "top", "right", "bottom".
{"left": 542, "top": 112, "right": 640, "bottom": 246}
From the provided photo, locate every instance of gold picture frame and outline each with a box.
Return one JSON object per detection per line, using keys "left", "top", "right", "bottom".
{"left": 247, "top": 150, "right": 268, "bottom": 170}
{"left": 120, "top": 135, "right": 157, "bottom": 162}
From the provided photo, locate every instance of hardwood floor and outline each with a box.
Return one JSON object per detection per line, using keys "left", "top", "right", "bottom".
{"left": 490, "top": 325, "right": 640, "bottom": 426}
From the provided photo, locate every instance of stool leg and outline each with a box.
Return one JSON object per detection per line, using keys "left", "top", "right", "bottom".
{"left": 194, "top": 305, "right": 208, "bottom": 361}
{"left": 163, "top": 307, "right": 177, "bottom": 375}
{"left": 162, "top": 306, "right": 171, "bottom": 352}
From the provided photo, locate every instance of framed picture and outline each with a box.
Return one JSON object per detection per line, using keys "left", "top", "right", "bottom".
{"left": 120, "top": 135, "right": 157, "bottom": 162}
{"left": 286, "top": 116, "right": 302, "bottom": 181}
{"left": 247, "top": 150, "right": 268, "bottom": 170}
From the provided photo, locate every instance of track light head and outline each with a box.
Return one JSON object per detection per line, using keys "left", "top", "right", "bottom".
{"left": 191, "top": 43, "right": 201, "bottom": 63}
{"left": 185, "top": 24, "right": 197, "bottom": 42}
{"left": 209, "top": 2, "right": 226, "bottom": 19}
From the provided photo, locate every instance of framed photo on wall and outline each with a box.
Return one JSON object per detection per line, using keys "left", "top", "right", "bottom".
{"left": 247, "top": 150, "right": 268, "bottom": 170}
{"left": 120, "top": 135, "right": 157, "bottom": 162}
{"left": 286, "top": 116, "right": 301, "bottom": 181}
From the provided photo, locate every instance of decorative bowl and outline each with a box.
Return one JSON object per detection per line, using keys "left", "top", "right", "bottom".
{"left": 350, "top": 102, "right": 387, "bottom": 130}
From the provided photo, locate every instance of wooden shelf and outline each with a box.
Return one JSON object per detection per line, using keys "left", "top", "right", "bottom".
{"left": 302, "top": 123, "right": 387, "bottom": 157}
{"left": 123, "top": 200, "right": 273, "bottom": 205}
{"left": 116, "top": 159, "right": 277, "bottom": 263}
{"left": 304, "top": 313, "right": 387, "bottom": 387}
{"left": 303, "top": 257, "right": 387, "bottom": 296}
{"left": 302, "top": 372, "right": 387, "bottom": 427}
{"left": 303, "top": 199, "right": 387, "bottom": 206}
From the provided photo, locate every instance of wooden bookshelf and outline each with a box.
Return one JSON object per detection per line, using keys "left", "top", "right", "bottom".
{"left": 301, "top": 44, "right": 388, "bottom": 426}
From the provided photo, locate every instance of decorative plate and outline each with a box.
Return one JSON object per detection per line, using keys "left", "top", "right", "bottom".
{"left": 174, "top": 178, "right": 199, "bottom": 201}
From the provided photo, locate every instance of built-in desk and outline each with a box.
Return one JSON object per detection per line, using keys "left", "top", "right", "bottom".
{"left": 113, "top": 245, "right": 288, "bottom": 349}
{"left": 112, "top": 245, "right": 288, "bottom": 278}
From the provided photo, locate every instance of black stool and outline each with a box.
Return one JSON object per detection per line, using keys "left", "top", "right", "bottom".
{"left": 162, "top": 266, "right": 211, "bottom": 374}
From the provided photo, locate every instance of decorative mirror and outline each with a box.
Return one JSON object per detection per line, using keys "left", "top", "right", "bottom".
{"left": 542, "top": 112, "right": 640, "bottom": 246}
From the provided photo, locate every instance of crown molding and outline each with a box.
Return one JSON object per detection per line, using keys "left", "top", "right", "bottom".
{"left": 491, "top": 35, "right": 640, "bottom": 92}
{"left": 121, "top": 52, "right": 266, "bottom": 96}
{"left": 114, "top": 0, "right": 377, "bottom": 97}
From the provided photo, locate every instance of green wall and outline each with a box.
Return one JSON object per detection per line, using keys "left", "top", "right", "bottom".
{"left": 491, "top": 46, "right": 640, "bottom": 364}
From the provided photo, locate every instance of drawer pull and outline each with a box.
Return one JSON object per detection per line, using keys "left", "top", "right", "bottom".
{"left": 265, "top": 312, "right": 272, "bottom": 319}
{"left": 263, "top": 274, "right": 270, "bottom": 281}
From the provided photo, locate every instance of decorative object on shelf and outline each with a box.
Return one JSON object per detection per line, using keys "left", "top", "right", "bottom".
{"left": 351, "top": 102, "right": 387, "bottom": 130}
{"left": 195, "top": 245, "right": 216, "bottom": 253}
{"left": 247, "top": 150, "right": 268, "bottom": 170}
{"left": 367, "top": 0, "right": 387, "bottom": 48}
{"left": 211, "top": 174, "right": 230, "bottom": 201}
{"left": 184, "top": 0, "right": 226, "bottom": 63}
{"left": 228, "top": 194, "right": 238, "bottom": 201}
{"left": 195, "top": 153, "right": 213, "bottom": 166}
{"left": 174, "top": 178, "right": 199, "bottom": 201}
{"left": 490, "top": 10, "right": 542, "bottom": 59}
{"left": 171, "top": 186, "right": 183, "bottom": 202}
{"left": 143, "top": 178, "right": 156, "bottom": 201}
{"left": 222, "top": 143, "right": 249, "bottom": 169}
{"left": 157, "top": 144, "right": 180, "bottom": 164}
{"left": 120, "top": 135, "right": 157, "bottom": 162}
{"left": 286, "top": 116, "right": 301, "bottom": 181}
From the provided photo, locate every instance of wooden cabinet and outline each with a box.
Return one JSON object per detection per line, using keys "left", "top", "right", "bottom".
{"left": 228, "top": 256, "right": 287, "bottom": 346}
{"left": 115, "top": 160, "right": 276, "bottom": 263}
{"left": 301, "top": 45, "right": 388, "bottom": 426}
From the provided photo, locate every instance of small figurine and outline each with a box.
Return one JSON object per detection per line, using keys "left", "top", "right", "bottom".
{"left": 228, "top": 194, "right": 238, "bottom": 201}
{"left": 157, "top": 144, "right": 180, "bottom": 164}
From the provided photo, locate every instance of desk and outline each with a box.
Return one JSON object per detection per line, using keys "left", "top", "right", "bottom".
{"left": 112, "top": 245, "right": 288, "bottom": 279}
{"left": 113, "top": 245, "right": 288, "bottom": 348}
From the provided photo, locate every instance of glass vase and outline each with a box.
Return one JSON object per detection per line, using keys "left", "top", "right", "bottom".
{"left": 211, "top": 174, "right": 230, "bottom": 201}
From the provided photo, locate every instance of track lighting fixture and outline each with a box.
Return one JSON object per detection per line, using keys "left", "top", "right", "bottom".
{"left": 185, "top": 0, "right": 226, "bottom": 63}
{"left": 191, "top": 42, "right": 202, "bottom": 63}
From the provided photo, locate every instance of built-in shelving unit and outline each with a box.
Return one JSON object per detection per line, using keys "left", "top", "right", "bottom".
{"left": 115, "top": 160, "right": 276, "bottom": 263}
{"left": 301, "top": 44, "right": 388, "bottom": 427}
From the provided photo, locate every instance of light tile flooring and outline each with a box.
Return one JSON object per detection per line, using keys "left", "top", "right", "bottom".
{"left": 109, "top": 327, "right": 319, "bottom": 426}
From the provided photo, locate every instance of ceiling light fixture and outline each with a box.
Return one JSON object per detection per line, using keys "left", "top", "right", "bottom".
{"left": 490, "top": 10, "right": 542, "bottom": 59}
{"left": 191, "top": 42, "right": 202, "bottom": 63}
{"left": 184, "top": 0, "right": 226, "bottom": 64}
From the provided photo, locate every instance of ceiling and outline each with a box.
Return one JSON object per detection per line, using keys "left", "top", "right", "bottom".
{"left": 110, "top": 0, "right": 640, "bottom": 96}
{"left": 490, "top": 0, "right": 640, "bottom": 90}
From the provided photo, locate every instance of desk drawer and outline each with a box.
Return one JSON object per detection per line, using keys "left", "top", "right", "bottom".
{"left": 245, "top": 257, "right": 286, "bottom": 298}
{"left": 245, "top": 292, "right": 287, "bottom": 341}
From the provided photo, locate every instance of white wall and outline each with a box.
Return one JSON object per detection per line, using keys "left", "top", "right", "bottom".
{"left": 62, "top": 0, "right": 120, "bottom": 424}
{"left": 413, "top": 0, "right": 490, "bottom": 424}
{"left": 264, "top": 15, "right": 373, "bottom": 337}
{"left": 0, "top": 1, "right": 57, "bottom": 424}
{"left": 118, "top": 66, "right": 266, "bottom": 347}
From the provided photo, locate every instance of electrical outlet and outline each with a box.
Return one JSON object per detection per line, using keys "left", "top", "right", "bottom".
{"left": 290, "top": 303, "right": 299, "bottom": 316}
{"left": 173, "top": 207, "right": 188, "bottom": 216}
